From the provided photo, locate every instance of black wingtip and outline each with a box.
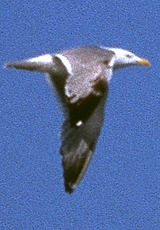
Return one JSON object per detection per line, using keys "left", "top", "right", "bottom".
{"left": 65, "top": 182, "right": 74, "bottom": 194}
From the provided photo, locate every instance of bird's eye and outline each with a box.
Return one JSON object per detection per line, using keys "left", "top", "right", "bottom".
{"left": 126, "top": 54, "right": 132, "bottom": 58}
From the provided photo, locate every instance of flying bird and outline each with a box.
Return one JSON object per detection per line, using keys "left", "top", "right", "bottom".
{"left": 5, "top": 46, "right": 150, "bottom": 193}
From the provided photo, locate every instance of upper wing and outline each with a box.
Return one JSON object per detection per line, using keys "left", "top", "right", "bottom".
{"left": 60, "top": 63, "right": 112, "bottom": 192}
{"left": 60, "top": 88, "right": 108, "bottom": 193}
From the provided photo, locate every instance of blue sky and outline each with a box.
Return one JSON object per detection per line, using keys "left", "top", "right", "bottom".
{"left": 1, "top": 0, "right": 159, "bottom": 229}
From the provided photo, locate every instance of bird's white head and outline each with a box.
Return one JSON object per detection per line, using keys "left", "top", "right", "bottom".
{"left": 108, "top": 48, "right": 150, "bottom": 69}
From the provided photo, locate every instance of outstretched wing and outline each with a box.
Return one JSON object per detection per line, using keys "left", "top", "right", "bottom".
{"left": 61, "top": 89, "right": 108, "bottom": 193}
{"left": 61, "top": 63, "right": 111, "bottom": 193}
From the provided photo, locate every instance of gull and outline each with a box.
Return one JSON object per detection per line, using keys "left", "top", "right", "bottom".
{"left": 5, "top": 46, "right": 150, "bottom": 193}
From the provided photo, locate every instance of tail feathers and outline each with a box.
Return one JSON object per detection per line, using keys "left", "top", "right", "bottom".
{"left": 5, "top": 54, "right": 55, "bottom": 72}
{"left": 5, "top": 61, "right": 46, "bottom": 71}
